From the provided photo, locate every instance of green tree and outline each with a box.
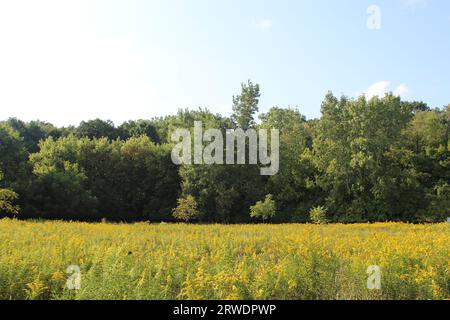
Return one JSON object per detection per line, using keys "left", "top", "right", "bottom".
{"left": 176, "top": 107, "right": 264, "bottom": 223}
{"left": 307, "top": 92, "right": 419, "bottom": 221}
{"left": 117, "top": 136, "right": 180, "bottom": 220}
{"left": 4, "top": 118, "right": 61, "bottom": 153}
{"left": 309, "top": 206, "right": 328, "bottom": 224}
{"left": 77, "top": 119, "right": 119, "bottom": 140}
{"left": 403, "top": 109, "right": 447, "bottom": 153}
{"left": 401, "top": 101, "right": 430, "bottom": 114}
{"left": 172, "top": 195, "right": 201, "bottom": 222}
{"left": 232, "top": 80, "right": 260, "bottom": 129}
{"left": 0, "top": 123, "right": 29, "bottom": 185}
{"left": 118, "top": 120, "right": 161, "bottom": 144}
{"left": 260, "top": 107, "right": 319, "bottom": 221}
{"left": 180, "top": 163, "right": 264, "bottom": 223}
{"left": 27, "top": 134, "right": 179, "bottom": 221}
{"left": 0, "top": 189, "right": 19, "bottom": 216}
{"left": 250, "top": 194, "right": 276, "bottom": 222}
{"left": 0, "top": 171, "right": 19, "bottom": 216}
{"left": 26, "top": 161, "right": 98, "bottom": 219}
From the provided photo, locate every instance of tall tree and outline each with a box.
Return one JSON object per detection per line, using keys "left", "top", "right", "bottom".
{"left": 231, "top": 80, "right": 260, "bottom": 130}
{"left": 0, "top": 124, "right": 29, "bottom": 186}
{"left": 260, "top": 107, "right": 319, "bottom": 221}
{"left": 307, "top": 92, "right": 420, "bottom": 221}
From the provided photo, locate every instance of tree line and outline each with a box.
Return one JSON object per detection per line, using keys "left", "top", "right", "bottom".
{"left": 0, "top": 81, "right": 449, "bottom": 223}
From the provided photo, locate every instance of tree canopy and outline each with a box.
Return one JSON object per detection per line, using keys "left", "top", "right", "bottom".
{"left": 0, "top": 82, "right": 448, "bottom": 223}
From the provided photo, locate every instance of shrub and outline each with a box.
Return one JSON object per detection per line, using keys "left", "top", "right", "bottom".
{"left": 172, "top": 195, "right": 201, "bottom": 222}
{"left": 309, "top": 206, "right": 328, "bottom": 224}
{"left": 250, "top": 194, "right": 276, "bottom": 222}
{"left": 0, "top": 188, "right": 19, "bottom": 216}
{"left": 0, "top": 170, "right": 20, "bottom": 216}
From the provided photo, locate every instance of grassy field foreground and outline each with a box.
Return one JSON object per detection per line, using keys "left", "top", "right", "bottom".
{"left": 0, "top": 219, "right": 448, "bottom": 300}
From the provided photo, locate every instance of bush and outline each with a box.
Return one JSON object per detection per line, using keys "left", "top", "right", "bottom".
{"left": 172, "top": 195, "right": 201, "bottom": 222}
{"left": 250, "top": 194, "right": 276, "bottom": 222}
{"left": 309, "top": 206, "right": 328, "bottom": 224}
{"left": 0, "top": 188, "right": 19, "bottom": 216}
{"left": 422, "top": 182, "right": 450, "bottom": 222}
{"left": 0, "top": 170, "right": 20, "bottom": 216}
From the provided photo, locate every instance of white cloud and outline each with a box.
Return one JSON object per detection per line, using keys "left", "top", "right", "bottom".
{"left": 252, "top": 19, "right": 273, "bottom": 31}
{"left": 0, "top": 0, "right": 159, "bottom": 126}
{"left": 394, "top": 83, "right": 410, "bottom": 97}
{"left": 364, "top": 81, "right": 410, "bottom": 99}
{"left": 364, "top": 81, "right": 391, "bottom": 99}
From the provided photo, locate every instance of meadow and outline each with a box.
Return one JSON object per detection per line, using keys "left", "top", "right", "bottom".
{"left": 0, "top": 219, "right": 448, "bottom": 300}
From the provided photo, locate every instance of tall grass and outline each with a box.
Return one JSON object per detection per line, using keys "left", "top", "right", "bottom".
{"left": 0, "top": 219, "right": 448, "bottom": 300}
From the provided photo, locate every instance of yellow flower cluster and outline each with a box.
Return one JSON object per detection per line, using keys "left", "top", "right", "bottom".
{"left": 0, "top": 219, "right": 448, "bottom": 300}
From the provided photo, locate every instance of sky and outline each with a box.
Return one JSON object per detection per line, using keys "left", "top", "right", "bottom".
{"left": 0, "top": 0, "right": 449, "bottom": 126}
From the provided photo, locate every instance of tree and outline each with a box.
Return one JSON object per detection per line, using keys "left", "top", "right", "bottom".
{"left": 26, "top": 161, "right": 98, "bottom": 219}
{"left": 441, "top": 104, "right": 450, "bottom": 148}
{"left": 250, "top": 194, "right": 276, "bottom": 222}
{"left": 172, "top": 195, "right": 201, "bottom": 222}
{"left": 424, "top": 182, "right": 450, "bottom": 222}
{"left": 401, "top": 106, "right": 450, "bottom": 222}
{"left": 27, "top": 135, "right": 102, "bottom": 219}
{"left": 180, "top": 163, "right": 264, "bottom": 223}
{"left": 117, "top": 136, "right": 180, "bottom": 220}
{"left": 0, "top": 82, "right": 448, "bottom": 223}
{"left": 0, "top": 189, "right": 19, "bottom": 216}
{"left": 4, "top": 118, "right": 61, "bottom": 153}
{"left": 403, "top": 109, "right": 447, "bottom": 153}
{"left": 27, "top": 134, "right": 180, "bottom": 221}
{"left": 0, "top": 124, "right": 29, "bottom": 185}
{"left": 307, "top": 92, "right": 418, "bottom": 221}
{"left": 309, "top": 206, "right": 328, "bottom": 224}
{"left": 232, "top": 80, "right": 260, "bottom": 130}
{"left": 0, "top": 171, "right": 19, "bottom": 216}
{"left": 118, "top": 120, "right": 161, "bottom": 144}
{"left": 260, "top": 107, "right": 319, "bottom": 221}
{"left": 76, "top": 119, "right": 119, "bottom": 140}
{"left": 402, "top": 101, "right": 430, "bottom": 114}
{"left": 175, "top": 107, "right": 265, "bottom": 223}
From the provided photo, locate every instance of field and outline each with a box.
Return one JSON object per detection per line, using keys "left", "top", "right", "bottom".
{"left": 0, "top": 219, "right": 448, "bottom": 300}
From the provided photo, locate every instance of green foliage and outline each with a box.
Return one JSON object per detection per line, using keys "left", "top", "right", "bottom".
{"left": 0, "top": 189, "right": 19, "bottom": 216}
{"left": 232, "top": 80, "right": 260, "bottom": 129}
{"left": 76, "top": 119, "right": 119, "bottom": 140}
{"left": 176, "top": 106, "right": 265, "bottom": 223}
{"left": 3, "top": 118, "right": 61, "bottom": 153}
{"left": 250, "top": 195, "right": 276, "bottom": 222}
{"left": 25, "top": 134, "right": 179, "bottom": 220}
{"left": 180, "top": 164, "right": 264, "bottom": 223}
{"left": 425, "top": 182, "right": 450, "bottom": 221}
{"left": 260, "top": 107, "right": 318, "bottom": 221}
{"left": 306, "top": 93, "right": 425, "bottom": 220}
{"left": 0, "top": 123, "right": 29, "bottom": 185}
{"left": 0, "top": 171, "right": 19, "bottom": 216}
{"left": 0, "top": 81, "right": 448, "bottom": 223}
{"left": 403, "top": 110, "right": 448, "bottom": 152}
{"left": 402, "top": 101, "right": 430, "bottom": 114}
{"left": 117, "top": 136, "right": 180, "bottom": 220}
{"left": 172, "top": 195, "right": 201, "bottom": 222}
{"left": 309, "top": 206, "right": 328, "bottom": 224}
{"left": 118, "top": 120, "right": 161, "bottom": 143}
{"left": 27, "top": 162, "right": 98, "bottom": 219}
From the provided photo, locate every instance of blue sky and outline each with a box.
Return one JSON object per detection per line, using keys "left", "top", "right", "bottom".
{"left": 0, "top": 0, "right": 449, "bottom": 126}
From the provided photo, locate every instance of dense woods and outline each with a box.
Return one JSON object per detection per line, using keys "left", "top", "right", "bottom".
{"left": 0, "top": 81, "right": 449, "bottom": 223}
